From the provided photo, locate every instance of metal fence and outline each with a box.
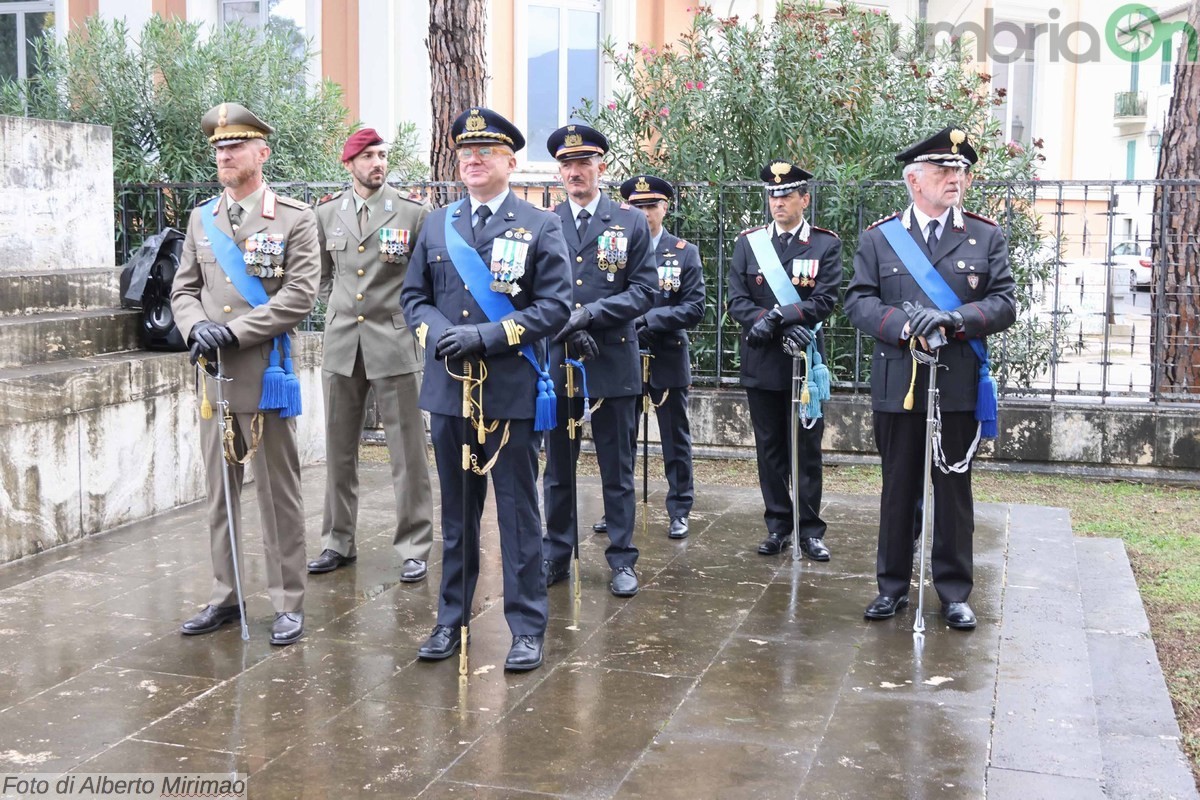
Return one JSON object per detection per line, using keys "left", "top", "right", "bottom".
{"left": 115, "top": 178, "right": 1200, "bottom": 406}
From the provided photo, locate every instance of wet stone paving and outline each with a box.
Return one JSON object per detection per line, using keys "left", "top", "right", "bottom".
{"left": 0, "top": 461, "right": 1194, "bottom": 799}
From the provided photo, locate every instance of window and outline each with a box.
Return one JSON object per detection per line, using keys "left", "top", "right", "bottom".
{"left": 0, "top": 1, "right": 54, "bottom": 85}
{"left": 1129, "top": 61, "right": 1139, "bottom": 93}
{"left": 1161, "top": 37, "right": 1173, "bottom": 85}
{"left": 220, "top": 0, "right": 306, "bottom": 60}
{"left": 522, "top": 1, "right": 602, "bottom": 163}
{"left": 989, "top": 23, "right": 1036, "bottom": 144}
{"left": 1126, "top": 140, "right": 1136, "bottom": 180}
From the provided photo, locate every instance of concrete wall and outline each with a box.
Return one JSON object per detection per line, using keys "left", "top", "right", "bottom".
{"left": 0, "top": 116, "right": 115, "bottom": 273}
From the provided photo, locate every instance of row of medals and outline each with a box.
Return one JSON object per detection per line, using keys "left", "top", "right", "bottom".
{"left": 597, "top": 231, "right": 629, "bottom": 281}
{"left": 490, "top": 228, "right": 533, "bottom": 295}
{"left": 792, "top": 259, "right": 818, "bottom": 287}
{"left": 379, "top": 228, "right": 410, "bottom": 263}
{"left": 659, "top": 262, "right": 682, "bottom": 293}
{"left": 244, "top": 233, "right": 286, "bottom": 278}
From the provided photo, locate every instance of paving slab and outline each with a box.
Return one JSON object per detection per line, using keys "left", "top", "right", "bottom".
{"left": 0, "top": 462, "right": 1192, "bottom": 799}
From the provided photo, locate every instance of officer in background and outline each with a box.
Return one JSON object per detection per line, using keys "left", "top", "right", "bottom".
{"left": 171, "top": 102, "right": 320, "bottom": 645}
{"left": 401, "top": 107, "right": 570, "bottom": 671}
{"left": 618, "top": 174, "right": 705, "bottom": 539}
{"left": 845, "top": 127, "right": 1015, "bottom": 630}
{"left": 542, "top": 124, "right": 657, "bottom": 597}
{"left": 308, "top": 128, "right": 434, "bottom": 583}
{"left": 726, "top": 161, "right": 841, "bottom": 560}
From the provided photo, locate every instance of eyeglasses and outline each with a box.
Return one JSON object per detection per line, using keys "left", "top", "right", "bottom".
{"left": 456, "top": 146, "right": 508, "bottom": 162}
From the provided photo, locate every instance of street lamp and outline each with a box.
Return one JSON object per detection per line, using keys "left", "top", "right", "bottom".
{"left": 1011, "top": 114, "right": 1025, "bottom": 143}
{"left": 1147, "top": 124, "right": 1162, "bottom": 153}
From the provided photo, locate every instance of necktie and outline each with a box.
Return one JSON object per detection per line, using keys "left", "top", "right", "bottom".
{"left": 926, "top": 219, "right": 940, "bottom": 252}
{"left": 576, "top": 209, "right": 591, "bottom": 235}
{"left": 229, "top": 203, "right": 243, "bottom": 231}
{"left": 473, "top": 204, "right": 492, "bottom": 242}
{"left": 357, "top": 203, "right": 369, "bottom": 235}
{"left": 777, "top": 231, "right": 793, "bottom": 252}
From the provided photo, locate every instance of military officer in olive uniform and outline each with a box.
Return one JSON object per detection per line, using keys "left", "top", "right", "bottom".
{"left": 619, "top": 174, "right": 706, "bottom": 539}
{"left": 171, "top": 102, "right": 320, "bottom": 646}
{"left": 401, "top": 107, "right": 571, "bottom": 671}
{"left": 845, "top": 127, "right": 1015, "bottom": 630}
{"left": 308, "top": 128, "right": 434, "bottom": 583}
{"left": 727, "top": 161, "right": 841, "bottom": 560}
{"left": 542, "top": 124, "right": 657, "bottom": 597}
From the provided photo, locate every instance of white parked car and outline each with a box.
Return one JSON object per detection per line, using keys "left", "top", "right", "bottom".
{"left": 1107, "top": 241, "right": 1154, "bottom": 290}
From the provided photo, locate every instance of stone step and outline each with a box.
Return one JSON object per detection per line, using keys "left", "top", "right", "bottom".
{"left": 0, "top": 269, "right": 123, "bottom": 316}
{"left": 1076, "top": 536, "right": 1198, "bottom": 799}
{"left": 0, "top": 308, "right": 141, "bottom": 368}
{"left": 987, "top": 504, "right": 1106, "bottom": 795}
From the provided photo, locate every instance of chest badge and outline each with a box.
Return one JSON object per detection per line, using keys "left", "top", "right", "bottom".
{"left": 967, "top": 274, "right": 980, "bottom": 290}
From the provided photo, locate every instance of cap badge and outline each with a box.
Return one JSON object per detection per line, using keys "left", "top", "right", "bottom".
{"left": 770, "top": 162, "right": 790, "bottom": 184}
{"left": 564, "top": 132, "right": 583, "bottom": 147}
{"left": 465, "top": 110, "right": 486, "bottom": 132}
{"left": 950, "top": 129, "right": 966, "bottom": 154}
{"left": 635, "top": 176, "right": 651, "bottom": 192}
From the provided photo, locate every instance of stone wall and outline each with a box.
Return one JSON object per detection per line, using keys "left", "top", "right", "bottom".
{"left": 0, "top": 116, "right": 115, "bottom": 272}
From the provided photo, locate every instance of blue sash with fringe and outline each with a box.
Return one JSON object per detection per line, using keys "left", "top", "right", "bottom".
{"left": 442, "top": 200, "right": 556, "bottom": 431}
{"left": 199, "top": 200, "right": 301, "bottom": 418}
{"left": 878, "top": 218, "right": 997, "bottom": 438}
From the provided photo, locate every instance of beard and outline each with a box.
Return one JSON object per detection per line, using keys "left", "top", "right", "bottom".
{"left": 218, "top": 162, "right": 257, "bottom": 190}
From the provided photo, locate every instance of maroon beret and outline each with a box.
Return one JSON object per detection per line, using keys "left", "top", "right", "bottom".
{"left": 341, "top": 127, "right": 385, "bottom": 162}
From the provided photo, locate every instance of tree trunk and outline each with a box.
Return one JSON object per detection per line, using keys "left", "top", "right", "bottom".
{"left": 1152, "top": 0, "right": 1200, "bottom": 397}
{"left": 428, "top": 0, "right": 488, "bottom": 191}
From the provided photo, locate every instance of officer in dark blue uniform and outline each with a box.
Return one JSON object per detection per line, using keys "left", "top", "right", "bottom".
{"left": 726, "top": 161, "right": 841, "bottom": 559}
{"left": 619, "top": 174, "right": 706, "bottom": 539}
{"left": 845, "top": 127, "right": 1015, "bottom": 630}
{"left": 542, "top": 124, "right": 657, "bottom": 597}
{"left": 401, "top": 107, "right": 571, "bottom": 671}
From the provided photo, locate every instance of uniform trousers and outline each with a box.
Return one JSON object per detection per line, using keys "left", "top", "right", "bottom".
{"left": 630, "top": 386, "right": 694, "bottom": 519}
{"left": 873, "top": 410, "right": 976, "bottom": 603}
{"left": 201, "top": 410, "right": 306, "bottom": 613}
{"left": 544, "top": 394, "right": 639, "bottom": 570}
{"left": 745, "top": 387, "right": 826, "bottom": 539}
{"left": 321, "top": 347, "right": 433, "bottom": 561}
{"left": 430, "top": 414, "right": 547, "bottom": 636}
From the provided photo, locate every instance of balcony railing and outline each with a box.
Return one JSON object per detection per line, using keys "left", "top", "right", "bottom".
{"left": 1114, "top": 91, "right": 1148, "bottom": 118}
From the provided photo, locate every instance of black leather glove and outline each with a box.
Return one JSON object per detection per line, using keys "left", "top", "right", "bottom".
{"left": 781, "top": 324, "right": 813, "bottom": 353}
{"left": 908, "top": 306, "right": 961, "bottom": 339}
{"left": 187, "top": 340, "right": 213, "bottom": 367}
{"left": 553, "top": 307, "right": 593, "bottom": 342}
{"left": 191, "top": 320, "right": 236, "bottom": 352}
{"left": 435, "top": 325, "right": 484, "bottom": 360}
{"left": 746, "top": 307, "right": 783, "bottom": 348}
{"left": 567, "top": 330, "right": 599, "bottom": 361}
{"left": 635, "top": 317, "right": 654, "bottom": 347}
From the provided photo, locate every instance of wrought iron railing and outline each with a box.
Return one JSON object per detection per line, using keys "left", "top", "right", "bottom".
{"left": 1114, "top": 91, "right": 1148, "bottom": 118}
{"left": 114, "top": 179, "right": 1200, "bottom": 406}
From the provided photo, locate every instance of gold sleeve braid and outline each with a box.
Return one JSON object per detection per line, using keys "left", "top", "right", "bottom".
{"left": 502, "top": 319, "right": 526, "bottom": 347}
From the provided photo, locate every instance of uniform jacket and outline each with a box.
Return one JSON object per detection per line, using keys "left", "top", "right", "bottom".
{"left": 172, "top": 189, "right": 321, "bottom": 412}
{"left": 317, "top": 185, "right": 430, "bottom": 379}
{"left": 400, "top": 192, "right": 571, "bottom": 420}
{"left": 642, "top": 230, "right": 705, "bottom": 390}
{"left": 844, "top": 205, "right": 1017, "bottom": 413}
{"left": 726, "top": 218, "right": 841, "bottom": 392}
{"left": 552, "top": 193, "right": 657, "bottom": 398}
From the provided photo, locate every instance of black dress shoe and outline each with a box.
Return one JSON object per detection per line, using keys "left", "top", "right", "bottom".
{"left": 418, "top": 625, "right": 462, "bottom": 660}
{"left": 592, "top": 517, "right": 607, "bottom": 534}
{"left": 611, "top": 566, "right": 639, "bottom": 597}
{"left": 180, "top": 604, "right": 243, "bottom": 635}
{"left": 942, "top": 602, "right": 977, "bottom": 630}
{"left": 400, "top": 558, "right": 427, "bottom": 583}
{"left": 864, "top": 594, "right": 910, "bottom": 620}
{"left": 544, "top": 558, "right": 570, "bottom": 587}
{"left": 270, "top": 611, "right": 304, "bottom": 646}
{"left": 504, "top": 635, "right": 544, "bottom": 671}
{"left": 757, "top": 532, "right": 792, "bottom": 555}
{"left": 668, "top": 516, "right": 689, "bottom": 539}
{"left": 307, "top": 548, "right": 356, "bottom": 574}
{"left": 799, "top": 537, "right": 831, "bottom": 561}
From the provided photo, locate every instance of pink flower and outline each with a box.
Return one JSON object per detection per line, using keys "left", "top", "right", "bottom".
{"left": 607, "top": 100, "right": 617, "bottom": 111}
{"left": 659, "top": 106, "right": 670, "bottom": 117}
{"left": 685, "top": 80, "right": 695, "bottom": 90}
{"left": 812, "top": 51, "right": 824, "bottom": 59}
{"left": 696, "top": 80, "right": 706, "bottom": 90}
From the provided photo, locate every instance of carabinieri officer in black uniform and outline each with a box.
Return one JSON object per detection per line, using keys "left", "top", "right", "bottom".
{"left": 401, "top": 107, "right": 571, "bottom": 671}
{"left": 542, "top": 124, "right": 657, "bottom": 597}
{"left": 726, "top": 161, "right": 841, "bottom": 560}
{"left": 845, "top": 127, "right": 1015, "bottom": 630}
{"left": 620, "top": 174, "right": 706, "bottom": 539}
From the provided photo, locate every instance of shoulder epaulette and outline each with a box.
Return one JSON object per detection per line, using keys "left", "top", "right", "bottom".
{"left": 963, "top": 210, "right": 999, "bottom": 227}
{"left": 620, "top": 202, "right": 632, "bottom": 210}
{"left": 675, "top": 238, "right": 688, "bottom": 248}
{"left": 401, "top": 190, "right": 426, "bottom": 205}
{"left": 865, "top": 213, "right": 900, "bottom": 230}
{"left": 811, "top": 225, "right": 840, "bottom": 239}
{"left": 316, "top": 190, "right": 343, "bottom": 205}
{"left": 739, "top": 224, "right": 767, "bottom": 237}
{"left": 276, "top": 194, "right": 309, "bottom": 210}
